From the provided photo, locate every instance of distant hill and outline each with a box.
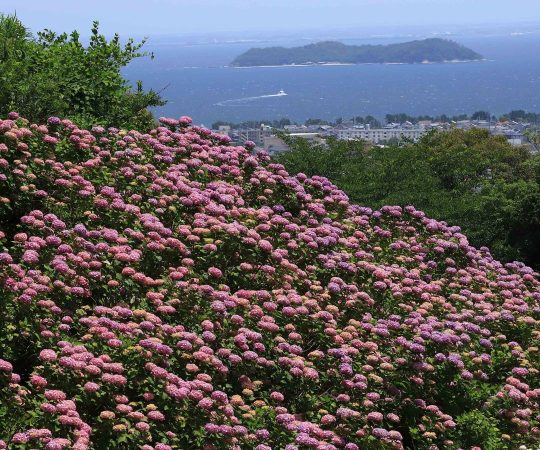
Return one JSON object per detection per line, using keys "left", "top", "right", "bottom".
{"left": 231, "top": 38, "right": 483, "bottom": 67}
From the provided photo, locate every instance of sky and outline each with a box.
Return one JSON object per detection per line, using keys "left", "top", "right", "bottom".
{"left": 2, "top": 0, "right": 540, "bottom": 37}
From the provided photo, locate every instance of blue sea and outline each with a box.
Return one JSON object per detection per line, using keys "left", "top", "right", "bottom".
{"left": 123, "top": 31, "right": 540, "bottom": 126}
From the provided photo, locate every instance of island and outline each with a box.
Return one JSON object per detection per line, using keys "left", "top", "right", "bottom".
{"left": 231, "top": 38, "right": 483, "bottom": 67}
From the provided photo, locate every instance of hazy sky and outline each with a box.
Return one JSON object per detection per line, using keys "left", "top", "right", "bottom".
{"left": 2, "top": 0, "right": 540, "bottom": 36}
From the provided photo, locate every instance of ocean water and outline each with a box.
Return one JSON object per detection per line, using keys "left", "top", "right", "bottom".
{"left": 123, "top": 32, "right": 540, "bottom": 126}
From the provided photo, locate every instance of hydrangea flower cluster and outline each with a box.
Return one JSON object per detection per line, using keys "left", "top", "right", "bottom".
{"left": 0, "top": 113, "right": 539, "bottom": 449}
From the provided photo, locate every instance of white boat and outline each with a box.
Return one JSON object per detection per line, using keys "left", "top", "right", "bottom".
{"left": 277, "top": 89, "right": 288, "bottom": 96}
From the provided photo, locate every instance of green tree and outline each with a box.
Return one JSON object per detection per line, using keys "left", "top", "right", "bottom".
{"left": 305, "top": 118, "right": 331, "bottom": 126}
{"left": 471, "top": 110, "right": 491, "bottom": 121}
{"left": 275, "top": 128, "right": 540, "bottom": 268}
{"left": 0, "top": 15, "right": 164, "bottom": 129}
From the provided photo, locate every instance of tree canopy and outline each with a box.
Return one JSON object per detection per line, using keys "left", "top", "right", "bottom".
{"left": 0, "top": 15, "right": 164, "bottom": 130}
{"left": 275, "top": 129, "right": 540, "bottom": 268}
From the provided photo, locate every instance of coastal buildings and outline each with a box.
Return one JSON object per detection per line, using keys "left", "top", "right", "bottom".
{"left": 212, "top": 117, "right": 536, "bottom": 153}
{"left": 334, "top": 126, "right": 424, "bottom": 143}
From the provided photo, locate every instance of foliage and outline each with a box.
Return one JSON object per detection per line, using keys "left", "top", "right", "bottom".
{"left": 0, "top": 15, "right": 164, "bottom": 130}
{"left": 500, "top": 110, "right": 540, "bottom": 123}
{"left": 470, "top": 111, "right": 492, "bottom": 121}
{"left": 275, "top": 128, "right": 540, "bottom": 269}
{"left": 451, "top": 411, "right": 504, "bottom": 449}
{"left": 0, "top": 114, "right": 539, "bottom": 449}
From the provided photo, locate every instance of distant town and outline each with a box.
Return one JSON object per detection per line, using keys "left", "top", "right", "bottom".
{"left": 210, "top": 110, "right": 540, "bottom": 154}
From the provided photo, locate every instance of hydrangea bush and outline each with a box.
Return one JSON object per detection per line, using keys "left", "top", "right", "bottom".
{"left": 0, "top": 112, "right": 539, "bottom": 449}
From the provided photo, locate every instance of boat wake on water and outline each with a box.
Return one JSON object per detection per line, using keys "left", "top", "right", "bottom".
{"left": 215, "top": 90, "right": 287, "bottom": 106}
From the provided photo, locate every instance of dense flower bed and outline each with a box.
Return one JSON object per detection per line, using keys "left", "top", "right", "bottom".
{"left": 0, "top": 112, "right": 539, "bottom": 449}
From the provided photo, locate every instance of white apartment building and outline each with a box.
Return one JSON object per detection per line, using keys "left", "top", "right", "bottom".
{"left": 335, "top": 127, "right": 425, "bottom": 143}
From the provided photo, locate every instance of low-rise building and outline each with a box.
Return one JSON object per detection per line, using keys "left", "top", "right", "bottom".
{"left": 263, "top": 135, "right": 290, "bottom": 154}
{"left": 235, "top": 128, "right": 263, "bottom": 146}
{"left": 289, "top": 132, "right": 326, "bottom": 144}
{"left": 334, "top": 127, "right": 424, "bottom": 143}
{"left": 505, "top": 132, "right": 525, "bottom": 146}
{"left": 215, "top": 125, "right": 231, "bottom": 137}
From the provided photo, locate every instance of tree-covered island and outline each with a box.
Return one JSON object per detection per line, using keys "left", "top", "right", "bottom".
{"left": 231, "top": 38, "right": 483, "bottom": 67}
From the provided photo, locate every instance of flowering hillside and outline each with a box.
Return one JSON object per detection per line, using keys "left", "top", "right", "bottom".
{"left": 0, "top": 113, "right": 539, "bottom": 450}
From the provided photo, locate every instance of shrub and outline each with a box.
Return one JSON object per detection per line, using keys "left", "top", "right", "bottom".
{"left": 0, "top": 16, "right": 165, "bottom": 130}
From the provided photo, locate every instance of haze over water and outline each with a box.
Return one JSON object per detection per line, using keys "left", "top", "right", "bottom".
{"left": 124, "top": 29, "right": 540, "bottom": 126}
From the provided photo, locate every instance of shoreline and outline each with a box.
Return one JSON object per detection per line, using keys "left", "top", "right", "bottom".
{"left": 228, "top": 59, "right": 486, "bottom": 68}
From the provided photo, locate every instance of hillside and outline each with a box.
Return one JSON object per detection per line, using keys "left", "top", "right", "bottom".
{"left": 0, "top": 113, "right": 539, "bottom": 449}
{"left": 231, "top": 38, "right": 483, "bottom": 67}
